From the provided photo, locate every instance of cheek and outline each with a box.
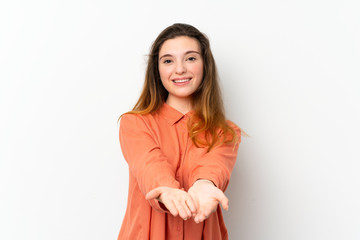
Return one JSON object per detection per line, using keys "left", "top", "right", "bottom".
{"left": 190, "top": 63, "right": 204, "bottom": 79}
{"left": 159, "top": 67, "right": 172, "bottom": 90}
{"left": 159, "top": 66, "right": 172, "bottom": 80}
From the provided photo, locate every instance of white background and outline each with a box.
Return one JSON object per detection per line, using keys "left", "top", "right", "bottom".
{"left": 1, "top": 0, "right": 359, "bottom": 239}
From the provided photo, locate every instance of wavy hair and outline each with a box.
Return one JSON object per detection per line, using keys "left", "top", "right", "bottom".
{"left": 122, "top": 23, "right": 239, "bottom": 151}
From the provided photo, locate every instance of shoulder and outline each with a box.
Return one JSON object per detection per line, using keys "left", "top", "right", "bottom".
{"left": 119, "top": 112, "right": 160, "bottom": 131}
{"left": 225, "top": 120, "right": 241, "bottom": 134}
{"left": 226, "top": 120, "right": 239, "bottom": 130}
{"left": 120, "top": 113, "right": 147, "bottom": 127}
{"left": 224, "top": 120, "right": 242, "bottom": 144}
{"left": 120, "top": 112, "right": 141, "bottom": 123}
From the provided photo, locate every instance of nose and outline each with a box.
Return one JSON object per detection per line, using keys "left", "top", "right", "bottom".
{"left": 175, "top": 61, "right": 187, "bottom": 74}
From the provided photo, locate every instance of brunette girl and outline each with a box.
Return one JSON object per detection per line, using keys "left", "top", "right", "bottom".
{"left": 118, "top": 23, "right": 241, "bottom": 240}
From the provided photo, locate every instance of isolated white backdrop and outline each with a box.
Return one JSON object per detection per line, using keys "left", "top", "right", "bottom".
{"left": 1, "top": 0, "right": 359, "bottom": 239}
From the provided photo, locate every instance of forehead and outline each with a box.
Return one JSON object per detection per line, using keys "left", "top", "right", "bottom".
{"left": 159, "top": 36, "right": 201, "bottom": 55}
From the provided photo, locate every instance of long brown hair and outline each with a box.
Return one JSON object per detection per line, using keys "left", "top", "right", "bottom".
{"left": 122, "top": 23, "right": 239, "bottom": 151}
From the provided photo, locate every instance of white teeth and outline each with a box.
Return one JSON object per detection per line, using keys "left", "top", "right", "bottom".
{"left": 173, "top": 78, "right": 190, "bottom": 83}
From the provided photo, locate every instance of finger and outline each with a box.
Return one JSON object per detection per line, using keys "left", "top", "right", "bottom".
{"left": 194, "top": 212, "right": 207, "bottom": 223}
{"left": 196, "top": 214, "right": 205, "bottom": 223}
{"left": 176, "top": 200, "right": 191, "bottom": 220}
{"left": 196, "top": 200, "right": 218, "bottom": 223}
{"left": 162, "top": 199, "right": 178, "bottom": 217}
{"left": 188, "top": 191, "right": 199, "bottom": 210}
{"left": 198, "top": 214, "right": 207, "bottom": 223}
{"left": 185, "top": 198, "right": 197, "bottom": 215}
{"left": 194, "top": 213, "right": 200, "bottom": 224}
{"left": 194, "top": 204, "right": 206, "bottom": 223}
{"left": 181, "top": 201, "right": 192, "bottom": 219}
{"left": 211, "top": 189, "right": 228, "bottom": 210}
{"left": 145, "top": 188, "right": 161, "bottom": 200}
{"left": 217, "top": 193, "right": 229, "bottom": 210}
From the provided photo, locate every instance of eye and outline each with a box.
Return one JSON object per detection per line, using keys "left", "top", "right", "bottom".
{"left": 163, "top": 59, "right": 172, "bottom": 64}
{"left": 187, "top": 57, "right": 196, "bottom": 61}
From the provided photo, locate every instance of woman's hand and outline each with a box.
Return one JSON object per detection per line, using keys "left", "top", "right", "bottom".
{"left": 188, "top": 179, "right": 229, "bottom": 223}
{"left": 146, "top": 186, "right": 197, "bottom": 220}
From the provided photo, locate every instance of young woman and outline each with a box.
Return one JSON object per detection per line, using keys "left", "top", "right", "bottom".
{"left": 118, "top": 23, "right": 241, "bottom": 240}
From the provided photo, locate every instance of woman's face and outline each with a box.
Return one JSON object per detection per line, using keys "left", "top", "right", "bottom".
{"left": 158, "top": 36, "right": 204, "bottom": 106}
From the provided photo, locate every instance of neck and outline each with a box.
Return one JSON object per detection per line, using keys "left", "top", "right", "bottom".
{"left": 166, "top": 96, "right": 193, "bottom": 114}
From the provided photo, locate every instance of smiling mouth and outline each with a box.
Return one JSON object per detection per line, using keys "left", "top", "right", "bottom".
{"left": 172, "top": 78, "right": 191, "bottom": 83}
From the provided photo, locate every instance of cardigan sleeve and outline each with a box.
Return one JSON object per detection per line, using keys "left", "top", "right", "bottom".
{"left": 188, "top": 121, "right": 241, "bottom": 192}
{"left": 119, "top": 113, "right": 180, "bottom": 212}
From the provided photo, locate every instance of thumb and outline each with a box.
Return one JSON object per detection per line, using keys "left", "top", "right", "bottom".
{"left": 145, "top": 188, "right": 162, "bottom": 200}
{"left": 216, "top": 191, "right": 229, "bottom": 211}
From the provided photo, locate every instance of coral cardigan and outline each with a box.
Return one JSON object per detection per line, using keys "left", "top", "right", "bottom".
{"left": 118, "top": 103, "right": 241, "bottom": 240}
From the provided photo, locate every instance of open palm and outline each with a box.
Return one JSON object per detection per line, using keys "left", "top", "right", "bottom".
{"left": 188, "top": 179, "right": 229, "bottom": 223}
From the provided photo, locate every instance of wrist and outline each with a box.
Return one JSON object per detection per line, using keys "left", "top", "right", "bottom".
{"left": 195, "top": 179, "right": 215, "bottom": 186}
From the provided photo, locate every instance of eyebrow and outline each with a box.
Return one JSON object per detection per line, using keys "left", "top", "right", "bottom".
{"left": 159, "top": 50, "right": 201, "bottom": 60}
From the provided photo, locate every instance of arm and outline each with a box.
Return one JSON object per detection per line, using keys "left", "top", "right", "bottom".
{"left": 188, "top": 123, "right": 241, "bottom": 223}
{"left": 188, "top": 122, "right": 241, "bottom": 191}
{"left": 119, "top": 114, "right": 196, "bottom": 218}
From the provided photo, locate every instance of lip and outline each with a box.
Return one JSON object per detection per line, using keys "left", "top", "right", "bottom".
{"left": 172, "top": 77, "right": 192, "bottom": 86}
{"left": 172, "top": 77, "right": 192, "bottom": 81}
